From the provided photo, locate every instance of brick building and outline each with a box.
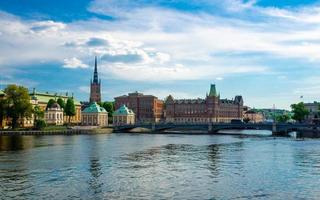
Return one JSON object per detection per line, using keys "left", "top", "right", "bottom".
{"left": 90, "top": 56, "right": 101, "bottom": 103}
{"left": 114, "top": 92, "right": 163, "bottom": 123}
{"left": 164, "top": 84, "right": 243, "bottom": 123}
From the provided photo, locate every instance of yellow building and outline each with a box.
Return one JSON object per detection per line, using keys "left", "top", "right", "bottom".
{"left": 0, "top": 90, "right": 7, "bottom": 129}
{"left": 113, "top": 105, "right": 135, "bottom": 125}
{"left": 30, "top": 89, "right": 82, "bottom": 124}
{"left": 243, "top": 110, "right": 265, "bottom": 123}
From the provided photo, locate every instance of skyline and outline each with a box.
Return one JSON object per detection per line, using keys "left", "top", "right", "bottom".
{"left": 1, "top": 1, "right": 320, "bottom": 109}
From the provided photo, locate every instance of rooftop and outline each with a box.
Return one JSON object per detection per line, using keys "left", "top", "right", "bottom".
{"left": 114, "top": 105, "right": 135, "bottom": 115}
{"left": 82, "top": 102, "right": 107, "bottom": 113}
{"left": 30, "top": 91, "right": 81, "bottom": 106}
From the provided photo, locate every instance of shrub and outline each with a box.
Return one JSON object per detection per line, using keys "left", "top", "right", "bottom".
{"left": 35, "top": 119, "right": 47, "bottom": 130}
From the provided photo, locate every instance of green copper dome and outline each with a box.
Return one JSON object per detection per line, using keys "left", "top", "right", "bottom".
{"left": 114, "top": 105, "right": 134, "bottom": 115}
{"left": 83, "top": 102, "right": 107, "bottom": 113}
{"left": 209, "top": 84, "right": 218, "bottom": 97}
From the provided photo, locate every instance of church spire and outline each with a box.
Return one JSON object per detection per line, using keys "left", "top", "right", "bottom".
{"left": 93, "top": 56, "right": 98, "bottom": 84}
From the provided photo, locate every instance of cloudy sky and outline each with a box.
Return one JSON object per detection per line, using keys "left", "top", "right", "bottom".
{"left": 1, "top": 0, "right": 320, "bottom": 109}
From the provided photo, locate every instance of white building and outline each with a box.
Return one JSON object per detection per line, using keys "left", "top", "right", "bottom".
{"left": 113, "top": 105, "right": 135, "bottom": 125}
{"left": 45, "top": 103, "right": 64, "bottom": 125}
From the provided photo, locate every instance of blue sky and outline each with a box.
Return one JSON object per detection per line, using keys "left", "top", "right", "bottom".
{"left": 1, "top": 0, "right": 320, "bottom": 109}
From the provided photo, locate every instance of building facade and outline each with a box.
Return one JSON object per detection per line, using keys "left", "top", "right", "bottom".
{"left": 165, "top": 84, "right": 243, "bottom": 123}
{"left": 114, "top": 92, "right": 164, "bottom": 123}
{"left": 243, "top": 110, "right": 264, "bottom": 123}
{"left": 113, "top": 105, "right": 135, "bottom": 125}
{"left": 45, "top": 103, "right": 64, "bottom": 125}
{"left": 82, "top": 102, "right": 108, "bottom": 126}
{"left": 30, "top": 89, "right": 82, "bottom": 124}
{"left": 90, "top": 56, "right": 101, "bottom": 103}
{"left": 0, "top": 90, "right": 7, "bottom": 129}
{"left": 304, "top": 102, "right": 320, "bottom": 123}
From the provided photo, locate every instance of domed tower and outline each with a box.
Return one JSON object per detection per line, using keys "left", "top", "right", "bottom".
{"left": 89, "top": 56, "right": 101, "bottom": 103}
{"left": 206, "top": 84, "right": 219, "bottom": 122}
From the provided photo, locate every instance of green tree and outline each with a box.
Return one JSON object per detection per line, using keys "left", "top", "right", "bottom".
{"left": 4, "top": 85, "right": 33, "bottom": 129}
{"left": 35, "top": 119, "right": 46, "bottom": 130}
{"left": 276, "top": 114, "right": 291, "bottom": 123}
{"left": 102, "top": 101, "right": 114, "bottom": 123}
{"left": 65, "top": 98, "right": 76, "bottom": 124}
{"left": 102, "top": 101, "right": 114, "bottom": 117}
{"left": 291, "top": 102, "right": 309, "bottom": 123}
{"left": 33, "top": 105, "right": 44, "bottom": 124}
{"left": 46, "top": 99, "right": 56, "bottom": 110}
{"left": 57, "top": 98, "right": 65, "bottom": 110}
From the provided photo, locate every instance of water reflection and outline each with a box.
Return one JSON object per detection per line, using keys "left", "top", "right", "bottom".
{"left": 0, "top": 136, "right": 35, "bottom": 151}
{"left": 1, "top": 134, "right": 320, "bottom": 199}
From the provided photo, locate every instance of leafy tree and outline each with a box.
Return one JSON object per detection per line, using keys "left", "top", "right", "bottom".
{"left": 102, "top": 102, "right": 114, "bottom": 117}
{"left": 57, "top": 98, "right": 65, "bottom": 110}
{"left": 4, "top": 85, "right": 33, "bottom": 129}
{"left": 33, "top": 105, "right": 44, "bottom": 124}
{"left": 0, "top": 98, "right": 7, "bottom": 129}
{"left": 276, "top": 114, "right": 291, "bottom": 123}
{"left": 65, "top": 98, "right": 76, "bottom": 124}
{"left": 243, "top": 117, "right": 250, "bottom": 123}
{"left": 35, "top": 119, "right": 46, "bottom": 130}
{"left": 46, "top": 99, "right": 56, "bottom": 110}
{"left": 291, "top": 102, "right": 309, "bottom": 123}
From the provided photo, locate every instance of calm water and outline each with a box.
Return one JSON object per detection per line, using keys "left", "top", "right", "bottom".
{"left": 0, "top": 131, "right": 320, "bottom": 199}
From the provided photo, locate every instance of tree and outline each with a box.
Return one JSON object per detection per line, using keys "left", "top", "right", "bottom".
{"left": 65, "top": 98, "right": 76, "bottom": 124}
{"left": 4, "top": 85, "right": 33, "bottom": 129}
{"left": 102, "top": 101, "right": 114, "bottom": 123}
{"left": 276, "top": 114, "right": 291, "bottom": 123}
{"left": 102, "top": 101, "right": 114, "bottom": 117}
{"left": 291, "top": 102, "right": 309, "bottom": 123}
{"left": 57, "top": 98, "right": 65, "bottom": 110}
{"left": 46, "top": 99, "right": 56, "bottom": 110}
{"left": 33, "top": 105, "right": 44, "bottom": 124}
{"left": 35, "top": 119, "right": 46, "bottom": 130}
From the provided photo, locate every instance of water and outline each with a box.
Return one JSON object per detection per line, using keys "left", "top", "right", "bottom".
{"left": 0, "top": 131, "right": 320, "bottom": 199}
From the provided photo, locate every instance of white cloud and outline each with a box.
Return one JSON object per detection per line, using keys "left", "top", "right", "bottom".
{"left": 2, "top": 1, "right": 320, "bottom": 83}
{"left": 63, "top": 57, "right": 88, "bottom": 69}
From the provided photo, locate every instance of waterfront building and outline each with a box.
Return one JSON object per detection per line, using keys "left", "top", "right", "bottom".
{"left": 164, "top": 84, "right": 243, "bottom": 123}
{"left": 114, "top": 92, "right": 164, "bottom": 123}
{"left": 81, "top": 102, "right": 108, "bottom": 126}
{"left": 30, "top": 89, "right": 82, "bottom": 124}
{"left": 304, "top": 102, "right": 320, "bottom": 123}
{"left": 0, "top": 90, "right": 7, "bottom": 129}
{"left": 243, "top": 110, "right": 265, "bottom": 123}
{"left": 45, "top": 103, "right": 64, "bottom": 125}
{"left": 89, "top": 56, "right": 101, "bottom": 103}
{"left": 113, "top": 105, "right": 135, "bottom": 125}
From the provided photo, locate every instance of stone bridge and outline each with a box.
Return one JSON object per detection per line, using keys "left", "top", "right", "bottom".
{"left": 113, "top": 123, "right": 320, "bottom": 136}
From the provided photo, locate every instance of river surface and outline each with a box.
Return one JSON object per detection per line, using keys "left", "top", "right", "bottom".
{"left": 0, "top": 131, "right": 320, "bottom": 199}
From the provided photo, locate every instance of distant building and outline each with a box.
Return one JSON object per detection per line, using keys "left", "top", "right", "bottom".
{"left": 45, "top": 103, "right": 64, "bottom": 125}
{"left": 304, "top": 102, "right": 320, "bottom": 123}
{"left": 30, "top": 89, "right": 82, "bottom": 124}
{"left": 113, "top": 105, "right": 135, "bottom": 125}
{"left": 81, "top": 102, "right": 108, "bottom": 126}
{"left": 0, "top": 90, "right": 7, "bottom": 128}
{"left": 114, "top": 92, "right": 164, "bottom": 123}
{"left": 243, "top": 110, "right": 264, "bottom": 123}
{"left": 89, "top": 56, "right": 101, "bottom": 103}
{"left": 164, "top": 84, "right": 243, "bottom": 123}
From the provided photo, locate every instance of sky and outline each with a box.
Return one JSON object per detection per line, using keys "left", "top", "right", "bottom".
{"left": 1, "top": 0, "right": 320, "bottom": 109}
